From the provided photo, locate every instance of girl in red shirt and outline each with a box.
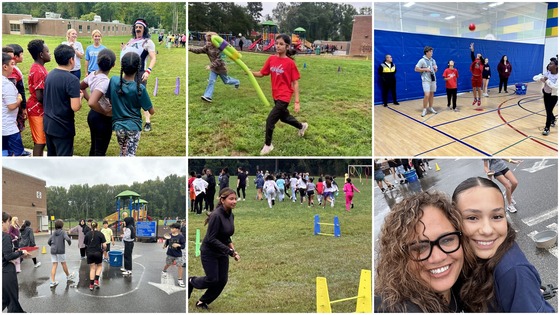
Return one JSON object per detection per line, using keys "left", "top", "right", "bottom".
{"left": 470, "top": 56, "right": 484, "bottom": 106}
{"left": 252, "top": 34, "right": 308, "bottom": 155}
{"left": 442, "top": 60, "right": 459, "bottom": 111}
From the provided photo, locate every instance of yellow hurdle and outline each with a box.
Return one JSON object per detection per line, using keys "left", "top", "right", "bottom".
{"left": 316, "top": 269, "right": 371, "bottom": 313}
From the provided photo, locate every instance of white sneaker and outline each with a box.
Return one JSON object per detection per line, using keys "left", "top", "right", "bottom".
{"left": 429, "top": 107, "right": 437, "bottom": 114}
{"left": 50, "top": 281, "right": 59, "bottom": 288}
{"left": 511, "top": 197, "right": 516, "bottom": 205}
{"left": 483, "top": 93, "right": 489, "bottom": 97}
{"left": 161, "top": 270, "right": 168, "bottom": 277}
{"left": 178, "top": 279, "right": 185, "bottom": 288}
{"left": 120, "top": 267, "right": 127, "bottom": 272}
{"left": 507, "top": 204, "right": 517, "bottom": 213}
{"left": 421, "top": 109, "right": 427, "bottom": 117}
{"left": 298, "top": 122, "right": 308, "bottom": 136}
{"left": 67, "top": 272, "right": 76, "bottom": 282}
{"left": 260, "top": 144, "right": 274, "bottom": 155}
{"left": 237, "top": 198, "right": 242, "bottom": 201}
{"left": 34, "top": 262, "right": 42, "bottom": 268}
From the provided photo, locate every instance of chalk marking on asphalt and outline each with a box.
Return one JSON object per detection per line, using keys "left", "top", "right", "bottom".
{"left": 73, "top": 261, "right": 146, "bottom": 299}
{"left": 31, "top": 295, "right": 47, "bottom": 299}
{"left": 522, "top": 208, "right": 558, "bottom": 226}
{"left": 148, "top": 273, "right": 186, "bottom": 295}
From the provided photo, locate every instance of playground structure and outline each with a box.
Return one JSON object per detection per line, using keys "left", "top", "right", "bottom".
{"left": 249, "top": 20, "right": 277, "bottom": 52}
{"left": 314, "top": 215, "right": 341, "bottom": 237}
{"left": 347, "top": 165, "right": 372, "bottom": 184}
{"left": 316, "top": 269, "right": 372, "bottom": 313}
{"left": 112, "top": 190, "right": 150, "bottom": 232}
{"left": 292, "top": 27, "right": 313, "bottom": 52}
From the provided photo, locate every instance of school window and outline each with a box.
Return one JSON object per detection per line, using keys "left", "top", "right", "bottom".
{"left": 67, "top": 23, "right": 71, "bottom": 30}
{"left": 87, "top": 25, "right": 90, "bottom": 33}
{"left": 78, "top": 25, "right": 82, "bottom": 33}
{"left": 10, "top": 23, "right": 20, "bottom": 32}
{"left": 103, "top": 26, "right": 105, "bottom": 31}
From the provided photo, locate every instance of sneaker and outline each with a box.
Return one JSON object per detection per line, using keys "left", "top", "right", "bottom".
{"left": 453, "top": 108, "right": 460, "bottom": 112}
{"left": 201, "top": 96, "right": 212, "bottom": 103}
{"left": 477, "top": 100, "right": 481, "bottom": 106}
{"left": 120, "top": 267, "right": 127, "bottom": 272}
{"left": 67, "top": 272, "right": 76, "bottom": 282}
{"left": 428, "top": 166, "right": 432, "bottom": 170}
{"left": 94, "top": 280, "right": 100, "bottom": 288}
{"left": 272, "top": 199, "right": 275, "bottom": 206}
{"left": 237, "top": 198, "right": 242, "bottom": 201}
{"left": 447, "top": 105, "right": 451, "bottom": 110}
{"left": 188, "top": 277, "right": 194, "bottom": 299}
{"left": 20, "top": 151, "right": 31, "bottom": 157}
{"left": 507, "top": 204, "right": 517, "bottom": 213}
{"left": 483, "top": 93, "right": 489, "bottom": 97}
{"left": 260, "top": 144, "right": 274, "bottom": 155}
{"left": 143, "top": 122, "right": 152, "bottom": 132}
{"left": 178, "top": 279, "right": 185, "bottom": 288}
{"left": 551, "top": 122, "right": 556, "bottom": 128}
{"left": 162, "top": 270, "right": 168, "bottom": 276}
{"left": 122, "top": 270, "right": 132, "bottom": 275}
{"left": 243, "top": 199, "right": 246, "bottom": 201}
{"left": 234, "top": 84, "right": 240, "bottom": 89}
{"left": 351, "top": 203, "right": 354, "bottom": 209}
{"left": 298, "top": 122, "right": 308, "bottom": 136}
{"left": 393, "top": 102, "right": 400, "bottom": 105}
{"left": 421, "top": 109, "right": 427, "bottom": 117}
{"left": 429, "top": 107, "right": 437, "bottom": 114}
{"left": 34, "top": 262, "right": 42, "bottom": 268}
{"left": 472, "top": 99, "right": 477, "bottom": 106}
{"left": 196, "top": 302, "right": 209, "bottom": 310}
{"left": 511, "top": 197, "right": 517, "bottom": 205}
{"left": 504, "top": 90, "right": 508, "bottom": 93}
{"left": 542, "top": 128, "right": 550, "bottom": 136}
{"left": 381, "top": 187, "right": 386, "bottom": 193}
{"left": 50, "top": 281, "right": 59, "bottom": 288}
{"left": 383, "top": 103, "right": 388, "bottom": 107}
{"left": 89, "top": 284, "right": 94, "bottom": 291}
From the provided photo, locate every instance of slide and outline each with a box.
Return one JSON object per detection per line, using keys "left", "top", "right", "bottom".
{"left": 104, "top": 211, "right": 119, "bottom": 226}
{"left": 303, "top": 39, "right": 312, "bottom": 49}
{"left": 263, "top": 41, "right": 275, "bottom": 51}
{"left": 249, "top": 38, "right": 262, "bottom": 50}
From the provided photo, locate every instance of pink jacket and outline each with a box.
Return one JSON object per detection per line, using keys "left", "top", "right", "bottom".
{"left": 343, "top": 183, "right": 360, "bottom": 195}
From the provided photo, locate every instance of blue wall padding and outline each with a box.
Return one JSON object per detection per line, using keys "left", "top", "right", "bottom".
{"left": 374, "top": 30, "right": 545, "bottom": 104}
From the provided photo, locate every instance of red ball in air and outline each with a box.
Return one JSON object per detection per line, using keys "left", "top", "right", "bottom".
{"left": 469, "top": 23, "right": 476, "bottom": 31}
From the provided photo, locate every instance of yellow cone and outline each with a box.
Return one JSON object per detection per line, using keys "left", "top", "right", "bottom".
{"left": 435, "top": 163, "right": 441, "bottom": 171}
{"left": 41, "top": 246, "right": 47, "bottom": 254}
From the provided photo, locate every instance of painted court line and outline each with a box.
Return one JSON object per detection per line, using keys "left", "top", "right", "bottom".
{"left": 387, "top": 106, "right": 490, "bottom": 156}
{"left": 432, "top": 102, "right": 518, "bottom": 128}
{"left": 522, "top": 208, "right": 558, "bottom": 227}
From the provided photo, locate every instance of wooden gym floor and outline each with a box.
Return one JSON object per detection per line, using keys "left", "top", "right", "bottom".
{"left": 374, "top": 82, "right": 558, "bottom": 157}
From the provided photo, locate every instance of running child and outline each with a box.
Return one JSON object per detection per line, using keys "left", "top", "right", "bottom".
{"left": 162, "top": 222, "right": 186, "bottom": 287}
{"left": 80, "top": 48, "right": 116, "bottom": 156}
{"left": 343, "top": 178, "right": 361, "bottom": 211}
{"left": 47, "top": 219, "right": 75, "bottom": 287}
{"left": 470, "top": 55, "right": 484, "bottom": 106}
{"left": 275, "top": 174, "right": 285, "bottom": 202}
{"left": 107, "top": 52, "right": 154, "bottom": 156}
{"left": 316, "top": 177, "right": 325, "bottom": 206}
{"left": 26, "top": 39, "right": 51, "bottom": 157}
{"left": 297, "top": 175, "right": 307, "bottom": 204}
{"left": 2, "top": 53, "right": 25, "bottom": 156}
{"left": 443, "top": 60, "right": 459, "bottom": 111}
{"left": 84, "top": 222, "right": 106, "bottom": 290}
{"left": 188, "top": 31, "right": 239, "bottom": 103}
{"left": 323, "top": 176, "right": 338, "bottom": 208}
{"left": 252, "top": 34, "right": 308, "bottom": 155}
{"left": 306, "top": 178, "right": 316, "bottom": 207}
{"left": 263, "top": 174, "right": 279, "bottom": 208}
{"left": 100, "top": 220, "right": 114, "bottom": 262}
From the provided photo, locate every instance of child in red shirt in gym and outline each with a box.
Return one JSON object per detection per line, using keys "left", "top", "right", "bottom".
{"left": 252, "top": 34, "right": 308, "bottom": 155}
{"left": 443, "top": 60, "right": 459, "bottom": 111}
{"left": 470, "top": 56, "right": 484, "bottom": 106}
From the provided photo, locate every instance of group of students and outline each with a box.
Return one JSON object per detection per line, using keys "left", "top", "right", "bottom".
{"left": 189, "top": 32, "right": 308, "bottom": 155}
{"left": 375, "top": 176, "right": 554, "bottom": 312}
{"left": 2, "top": 21, "right": 156, "bottom": 157}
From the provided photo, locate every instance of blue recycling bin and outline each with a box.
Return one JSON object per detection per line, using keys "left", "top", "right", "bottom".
{"left": 404, "top": 170, "right": 418, "bottom": 183}
{"left": 108, "top": 250, "right": 123, "bottom": 267}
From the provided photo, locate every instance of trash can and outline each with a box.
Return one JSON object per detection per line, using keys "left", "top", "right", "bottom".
{"left": 108, "top": 250, "right": 123, "bottom": 267}
{"left": 404, "top": 170, "right": 418, "bottom": 183}
{"left": 515, "top": 83, "right": 527, "bottom": 95}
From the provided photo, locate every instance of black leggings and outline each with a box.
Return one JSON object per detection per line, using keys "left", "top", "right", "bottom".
{"left": 124, "top": 241, "right": 134, "bottom": 271}
{"left": 205, "top": 189, "right": 216, "bottom": 211}
{"left": 265, "top": 100, "right": 303, "bottom": 146}
{"left": 87, "top": 110, "right": 112, "bottom": 156}
{"left": 195, "top": 193, "right": 206, "bottom": 214}
{"left": 236, "top": 186, "right": 246, "bottom": 199}
{"left": 446, "top": 88, "right": 457, "bottom": 109}
{"left": 2, "top": 264, "right": 24, "bottom": 312}
{"left": 543, "top": 90, "right": 558, "bottom": 130}
{"left": 80, "top": 247, "right": 86, "bottom": 258}
{"left": 191, "top": 253, "right": 229, "bottom": 305}
{"left": 499, "top": 76, "right": 509, "bottom": 92}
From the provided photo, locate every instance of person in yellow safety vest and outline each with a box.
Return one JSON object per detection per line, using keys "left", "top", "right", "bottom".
{"left": 378, "top": 54, "right": 399, "bottom": 107}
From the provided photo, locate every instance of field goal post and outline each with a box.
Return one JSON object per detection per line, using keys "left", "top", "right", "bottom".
{"left": 347, "top": 165, "right": 372, "bottom": 184}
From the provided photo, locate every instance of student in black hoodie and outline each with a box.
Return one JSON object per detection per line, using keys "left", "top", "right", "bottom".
{"left": 2, "top": 212, "right": 28, "bottom": 312}
{"left": 188, "top": 188, "right": 240, "bottom": 310}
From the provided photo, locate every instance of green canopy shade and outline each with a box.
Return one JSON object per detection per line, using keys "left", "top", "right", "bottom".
{"left": 139, "top": 199, "right": 149, "bottom": 204}
{"left": 294, "top": 27, "right": 306, "bottom": 32}
{"left": 262, "top": 20, "right": 277, "bottom": 26}
{"left": 116, "top": 190, "right": 141, "bottom": 198}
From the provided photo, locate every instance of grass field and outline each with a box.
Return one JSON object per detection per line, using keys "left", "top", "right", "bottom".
{"left": 2, "top": 34, "right": 186, "bottom": 156}
{"left": 188, "top": 50, "right": 372, "bottom": 156}
{"left": 188, "top": 176, "right": 372, "bottom": 312}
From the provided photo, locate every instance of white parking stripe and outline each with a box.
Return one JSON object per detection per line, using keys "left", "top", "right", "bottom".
{"left": 522, "top": 208, "right": 558, "bottom": 226}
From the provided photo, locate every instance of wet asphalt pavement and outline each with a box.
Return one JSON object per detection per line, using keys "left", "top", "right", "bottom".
{"left": 12, "top": 236, "right": 186, "bottom": 313}
{"left": 374, "top": 158, "right": 558, "bottom": 310}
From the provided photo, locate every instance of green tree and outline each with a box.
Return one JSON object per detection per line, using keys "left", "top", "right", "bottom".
{"left": 80, "top": 12, "right": 97, "bottom": 21}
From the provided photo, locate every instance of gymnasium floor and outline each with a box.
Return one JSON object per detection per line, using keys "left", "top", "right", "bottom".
{"left": 374, "top": 82, "right": 558, "bottom": 156}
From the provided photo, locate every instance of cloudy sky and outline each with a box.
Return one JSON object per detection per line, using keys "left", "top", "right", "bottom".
{"left": 240, "top": 2, "right": 372, "bottom": 20}
{"left": 2, "top": 158, "right": 186, "bottom": 188}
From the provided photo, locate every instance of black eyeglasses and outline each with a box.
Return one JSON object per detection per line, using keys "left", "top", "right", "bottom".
{"left": 406, "top": 231, "right": 462, "bottom": 262}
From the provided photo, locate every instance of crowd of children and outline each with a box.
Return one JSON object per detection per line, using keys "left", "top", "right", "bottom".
{"left": 2, "top": 33, "right": 155, "bottom": 157}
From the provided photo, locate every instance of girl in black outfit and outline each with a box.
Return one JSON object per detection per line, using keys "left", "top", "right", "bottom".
{"left": 204, "top": 169, "right": 216, "bottom": 212}
{"left": 2, "top": 212, "right": 28, "bottom": 312}
{"left": 188, "top": 188, "right": 240, "bottom": 310}
{"left": 84, "top": 222, "right": 106, "bottom": 290}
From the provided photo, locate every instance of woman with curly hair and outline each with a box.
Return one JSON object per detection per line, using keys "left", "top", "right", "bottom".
{"left": 452, "top": 177, "right": 554, "bottom": 312}
{"left": 375, "top": 191, "right": 477, "bottom": 312}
